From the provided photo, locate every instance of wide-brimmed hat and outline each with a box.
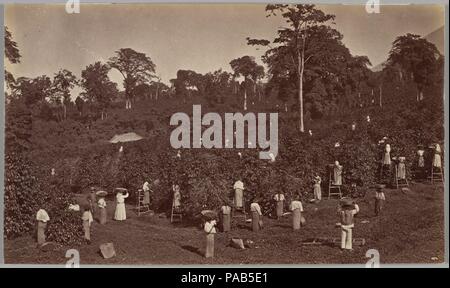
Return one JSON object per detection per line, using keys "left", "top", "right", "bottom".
{"left": 96, "top": 191, "right": 108, "bottom": 197}
{"left": 115, "top": 187, "right": 128, "bottom": 194}
{"left": 201, "top": 210, "right": 218, "bottom": 221}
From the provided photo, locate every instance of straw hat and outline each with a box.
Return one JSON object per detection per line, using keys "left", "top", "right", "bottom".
{"left": 96, "top": 191, "right": 108, "bottom": 197}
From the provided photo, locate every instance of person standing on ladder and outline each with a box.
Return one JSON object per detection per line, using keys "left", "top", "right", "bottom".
{"left": 143, "top": 180, "right": 151, "bottom": 207}
{"left": 333, "top": 161, "right": 343, "bottom": 186}
{"left": 433, "top": 143, "right": 442, "bottom": 170}
{"left": 220, "top": 203, "right": 232, "bottom": 232}
{"left": 173, "top": 184, "right": 181, "bottom": 209}
{"left": 381, "top": 143, "right": 392, "bottom": 182}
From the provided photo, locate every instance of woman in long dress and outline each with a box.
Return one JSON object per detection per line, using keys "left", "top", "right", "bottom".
{"left": 173, "top": 185, "right": 181, "bottom": 209}
{"left": 220, "top": 204, "right": 231, "bottom": 232}
{"left": 273, "top": 193, "right": 285, "bottom": 220}
{"left": 114, "top": 191, "right": 129, "bottom": 221}
{"left": 233, "top": 180, "right": 244, "bottom": 209}
{"left": 98, "top": 197, "right": 107, "bottom": 225}
{"left": 290, "top": 196, "right": 304, "bottom": 230}
{"left": 36, "top": 209, "right": 50, "bottom": 245}
{"left": 383, "top": 144, "right": 392, "bottom": 165}
{"left": 397, "top": 157, "right": 406, "bottom": 179}
{"left": 433, "top": 144, "right": 442, "bottom": 169}
{"left": 204, "top": 219, "right": 217, "bottom": 258}
{"left": 143, "top": 181, "right": 151, "bottom": 205}
{"left": 333, "top": 161, "right": 343, "bottom": 186}
{"left": 250, "top": 201, "right": 263, "bottom": 232}
{"left": 313, "top": 176, "right": 322, "bottom": 201}
{"left": 81, "top": 202, "right": 93, "bottom": 244}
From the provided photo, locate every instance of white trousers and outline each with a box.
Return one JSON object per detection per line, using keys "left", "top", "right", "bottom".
{"left": 341, "top": 226, "right": 353, "bottom": 250}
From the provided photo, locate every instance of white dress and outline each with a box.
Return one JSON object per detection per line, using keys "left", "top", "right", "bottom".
{"left": 114, "top": 193, "right": 129, "bottom": 221}
{"left": 433, "top": 144, "right": 442, "bottom": 168}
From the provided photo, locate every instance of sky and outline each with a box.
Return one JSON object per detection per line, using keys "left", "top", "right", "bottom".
{"left": 4, "top": 4, "right": 445, "bottom": 97}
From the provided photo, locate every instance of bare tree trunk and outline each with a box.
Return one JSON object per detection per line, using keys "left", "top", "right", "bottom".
{"left": 379, "top": 85, "right": 382, "bottom": 107}
{"left": 244, "top": 89, "right": 247, "bottom": 111}
{"left": 298, "top": 54, "right": 305, "bottom": 133}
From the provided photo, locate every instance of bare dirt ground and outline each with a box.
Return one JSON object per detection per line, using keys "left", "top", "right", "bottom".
{"left": 4, "top": 182, "right": 445, "bottom": 266}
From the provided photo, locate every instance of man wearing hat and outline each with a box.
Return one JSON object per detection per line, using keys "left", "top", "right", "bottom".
{"left": 338, "top": 198, "right": 359, "bottom": 251}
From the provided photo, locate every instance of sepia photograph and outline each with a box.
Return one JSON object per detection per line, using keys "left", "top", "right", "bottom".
{"left": 2, "top": 2, "right": 447, "bottom": 267}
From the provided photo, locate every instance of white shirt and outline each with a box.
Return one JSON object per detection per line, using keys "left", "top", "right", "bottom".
{"left": 143, "top": 181, "right": 150, "bottom": 192}
{"left": 204, "top": 221, "right": 217, "bottom": 234}
{"left": 273, "top": 194, "right": 285, "bottom": 201}
{"left": 116, "top": 193, "right": 129, "bottom": 204}
{"left": 36, "top": 209, "right": 50, "bottom": 222}
{"left": 233, "top": 181, "right": 244, "bottom": 190}
{"left": 98, "top": 198, "right": 107, "bottom": 208}
{"left": 290, "top": 200, "right": 304, "bottom": 212}
{"left": 221, "top": 206, "right": 231, "bottom": 215}
{"left": 250, "top": 203, "right": 262, "bottom": 215}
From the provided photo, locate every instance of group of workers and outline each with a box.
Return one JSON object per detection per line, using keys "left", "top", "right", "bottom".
{"left": 35, "top": 139, "right": 442, "bottom": 258}
{"left": 201, "top": 177, "right": 372, "bottom": 258}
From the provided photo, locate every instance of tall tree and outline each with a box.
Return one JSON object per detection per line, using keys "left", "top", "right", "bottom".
{"left": 387, "top": 33, "right": 441, "bottom": 101}
{"left": 75, "top": 96, "right": 84, "bottom": 116}
{"left": 81, "top": 62, "right": 119, "bottom": 120}
{"left": 248, "top": 4, "right": 338, "bottom": 132}
{"left": 52, "top": 69, "right": 78, "bottom": 120}
{"left": 229, "top": 55, "right": 264, "bottom": 110}
{"left": 5, "top": 27, "right": 21, "bottom": 100}
{"left": 13, "top": 76, "right": 53, "bottom": 108}
{"left": 5, "top": 26, "right": 21, "bottom": 64}
{"left": 108, "top": 48, "right": 156, "bottom": 109}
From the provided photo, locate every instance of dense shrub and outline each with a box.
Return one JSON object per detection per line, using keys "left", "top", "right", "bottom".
{"left": 4, "top": 153, "right": 84, "bottom": 244}
{"left": 4, "top": 153, "right": 39, "bottom": 238}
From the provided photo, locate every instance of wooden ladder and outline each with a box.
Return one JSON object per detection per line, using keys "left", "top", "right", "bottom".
{"left": 135, "top": 189, "right": 150, "bottom": 216}
{"left": 328, "top": 170, "right": 342, "bottom": 199}
{"left": 429, "top": 165, "right": 444, "bottom": 184}
{"left": 395, "top": 164, "right": 409, "bottom": 189}
{"left": 170, "top": 198, "right": 183, "bottom": 223}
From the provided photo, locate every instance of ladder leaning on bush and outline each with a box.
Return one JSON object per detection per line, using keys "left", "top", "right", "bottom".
{"left": 429, "top": 165, "right": 444, "bottom": 184}
{"left": 170, "top": 198, "right": 183, "bottom": 223}
{"left": 135, "top": 189, "right": 150, "bottom": 216}
{"left": 328, "top": 166, "right": 342, "bottom": 199}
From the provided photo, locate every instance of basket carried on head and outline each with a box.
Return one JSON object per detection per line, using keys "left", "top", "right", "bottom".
{"left": 201, "top": 210, "right": 218, "bottom": 221}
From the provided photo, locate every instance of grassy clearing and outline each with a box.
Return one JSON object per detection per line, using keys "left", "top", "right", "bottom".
{"left": 4, "top": 182, "right": 444, "bottom": 265}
